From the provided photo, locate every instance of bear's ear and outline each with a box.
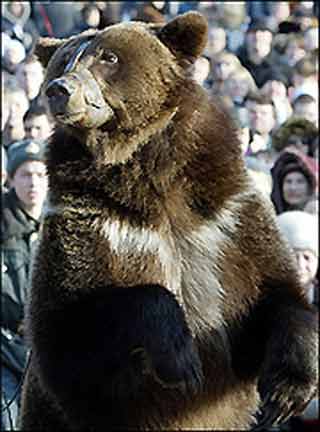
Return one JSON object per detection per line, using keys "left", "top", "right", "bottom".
{"left": 33, "top": 37, "right": 67, "bottom": 68}
{"left": 158, "top": 12, "right": 208, "bottom": 61}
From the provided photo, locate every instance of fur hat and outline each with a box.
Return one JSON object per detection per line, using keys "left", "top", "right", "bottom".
{"left": 277, "top": 211, "right": 318, "bottom": 257}
{"left": 271, "top": 117, "right": 318, "bottom": 154}
{"left": 7, "top": 139, "right": 45, "bottom": 177}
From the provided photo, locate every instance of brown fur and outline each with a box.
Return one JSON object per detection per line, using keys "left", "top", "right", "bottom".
{"left": 20, "top": 12, "right": 318, "bottom": 431}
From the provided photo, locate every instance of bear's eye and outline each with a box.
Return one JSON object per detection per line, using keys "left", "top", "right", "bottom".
{"left": 101, "top": 52, "right": 118, "bottom": 65}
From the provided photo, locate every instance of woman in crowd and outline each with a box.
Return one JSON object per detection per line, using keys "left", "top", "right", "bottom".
{"left": 270, "top": 148, "right": 317, "bottom": 214}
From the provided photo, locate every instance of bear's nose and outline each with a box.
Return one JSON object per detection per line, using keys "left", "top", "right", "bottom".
{"left": 46, "top": 79, "right": 73, "bottom": 115}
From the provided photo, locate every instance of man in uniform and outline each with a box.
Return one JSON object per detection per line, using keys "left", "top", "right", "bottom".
{"left": 1, "top": 139, "right": 48, "bottom": 429}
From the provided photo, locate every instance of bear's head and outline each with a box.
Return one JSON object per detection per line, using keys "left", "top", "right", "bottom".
{"left": 35, "top": 12, "right": 208, "bottom": 139}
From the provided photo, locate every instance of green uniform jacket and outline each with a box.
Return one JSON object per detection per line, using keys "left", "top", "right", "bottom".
{"left": 1, "top": 188, "right": 41, "bottom": 374}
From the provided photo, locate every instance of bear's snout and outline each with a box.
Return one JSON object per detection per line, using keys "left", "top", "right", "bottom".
{"left": 45, "top": 68, "right": 114, "bottom": 129}
{"left": 46, "top": 78, "right": 74, "bottom": 116}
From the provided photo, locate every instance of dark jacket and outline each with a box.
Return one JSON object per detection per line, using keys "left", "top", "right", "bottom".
{"left": 1, "top": 189, "right": 41, "bottom": 374}
{"left": 237, "top": 45, "right": 284, "bottom": 88}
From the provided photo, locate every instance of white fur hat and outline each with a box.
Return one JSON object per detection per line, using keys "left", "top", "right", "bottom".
{"left": 277, "top": 211, "right": 318, "bottom": 257}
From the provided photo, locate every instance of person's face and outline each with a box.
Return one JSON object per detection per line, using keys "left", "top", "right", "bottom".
{"left": 17, "top": 61, "right": 44, "bottom": 100}
{"left": 225, "top": 78, "right": 249, "bottom": 101}
{"left": 260, "top": 80, "right": 287, "bottom": 100}
{"left": 193, "top": 57, "right": 210, "bottom": 85}
{"left": 5, "top": 47, "right": 24, "bottom": 73}
{"left": 272, "top": 2, "right": 290, "bottom": 22}
{"left": 207, "top": 28, "right": 226, "bottom": 55}
{"left": 9, "top": 160, "right": 48, "bottom": 210}
{"left": 246, "top": 30, "right": 273, "bottom": 62}
{"left": 9, "top": 90, "right": 29, "bottom": 118}
{"left": 293, "top": 102, "right": 319, "bottom": 126}
{"left": 24, "top": 114, "right": 52, "bottom": 140}
{"left": 247, "top": 102, "right": 275, "bottom": 134}
{"left": 8, "top": 2, "right": 24, "bottom": 17}
{"left": 84, "top": 8, "right": 100, "bottom": 27}
{"left": 294, "top": 249, "right": 318, "bottom": 286}
{"left": 5, "top": 115, "right": 25, "bottom": 143}
{"left": 282, "top": 171, "right": 310, "bottom": 207}
{"left": 285, "top": 41, "right": 306, "bottom": 65}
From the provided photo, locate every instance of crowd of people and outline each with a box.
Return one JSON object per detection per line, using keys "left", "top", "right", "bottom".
{"left": 1, "top": 2, "right": 318, "bottom": 431}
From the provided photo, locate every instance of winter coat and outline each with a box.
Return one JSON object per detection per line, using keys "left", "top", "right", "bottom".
{"left": 1, "top": 189, "right": 41, "bottom": 375}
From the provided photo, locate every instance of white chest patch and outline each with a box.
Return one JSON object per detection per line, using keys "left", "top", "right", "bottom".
{"left": 98, "top": 219, "right": 182, "bottom": 297}
{"left": 177, "top": 189, "right": 252, "bottom": 332}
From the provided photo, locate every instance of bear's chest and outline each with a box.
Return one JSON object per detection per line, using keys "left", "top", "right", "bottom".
{"left": 44, "top": 202, "right": 227, "bottom": 331}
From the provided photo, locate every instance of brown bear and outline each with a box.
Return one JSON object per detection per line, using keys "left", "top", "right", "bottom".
{"left": 20, "top": 12, "right": 318, "bottom": 431}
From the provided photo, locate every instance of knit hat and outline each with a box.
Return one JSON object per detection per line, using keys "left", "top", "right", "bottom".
{"left": 277, "top": 211, "right": 318, "bottom": 257}
{"left": 7, "top": 139, "right": 45, "bottom": 177}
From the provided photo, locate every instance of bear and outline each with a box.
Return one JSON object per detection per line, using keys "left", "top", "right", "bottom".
{"left": 20, "top": 12, "right": 318, "bottom": 431}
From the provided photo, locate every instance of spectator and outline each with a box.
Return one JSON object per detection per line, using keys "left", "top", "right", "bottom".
{"left": 77, "top": 3, "right": 101, "bottom": 32}
{"left": 289, "top": 52, "right": 319, "bottom": 103}
{"left": 2, "top": 36, "right": 26, "bottom": 75}
{"left": 223, "top": 66, "right": 258, "bottom": 106}
{"left": 291, "top": 5, "right": 318, "bottom": 32}
{"left": 259, "top": 69, "right": 292, "bottom": 126}
{"left": 276, "top": 210, "right": 319, "bottom": 432}
{"left": 276, "top": 33, "right": 306, "bottom": 85}
{"left": 246, "top": 2, "right": 272, "bottom": 22}
{"left": 209, "top": 51, "right": 242, "bottom": 96}
{"left": 272, "top": 117, "right": 318, "bottom": 158}
{"left": 23, "top": 103, "right": 53, "bottom": 141}
{"left": 1, "top": 1, "right": 39, "bottom": 52}
{"left": 192, "top": 56, "right": 211, "bottom": 88}
{"left": 282, "top": 33, "right": 306, "bottom": 67}
{"left": 1, "top": 139, "right": 48, "bottom": 430}
{"left": 277, "top": 210, "right": 318, "bottom": 304}
{"left": 222, "top": 67, "right": 257, "bottom": 130}
{"left": 237, "top": 18, "right": 282, "bottom": 87}
{"left": 3, "top": 80, "right": 29, "bottom": 149}
{"left": 204, "top": 25, "right": 227, "bottom": 59}
{"left": 245, "top": 92, "right": 277, "bottom": 153}
{"left": 270, "top": 148, "right": 318, "bottom": 214}
{"left": 292, "top": 94, "right": 319, "bottom": 127}
{"left": 216, "top": 2, "right": 248, "bottom": 53}
{"left": 303, "top": 25, "right": 319, "bottom": 51}
{"left": 264, "top": 1, "right": 291, "bottom": 32}
{"left": 16, "top": 55, "right": 44, "bottom": 103}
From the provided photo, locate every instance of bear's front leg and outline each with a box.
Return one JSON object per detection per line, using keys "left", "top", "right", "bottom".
{"left": 20, "top": 361, "right": 70, "bottom": 430}
{"left": 229, "top": 289, "right": 318, "bottom": 431}
{"left": 33, "top": 284, "right": 203, "bottom": 429}
{"left": 254, "top": 296, "right": 318, "bottom": 430}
